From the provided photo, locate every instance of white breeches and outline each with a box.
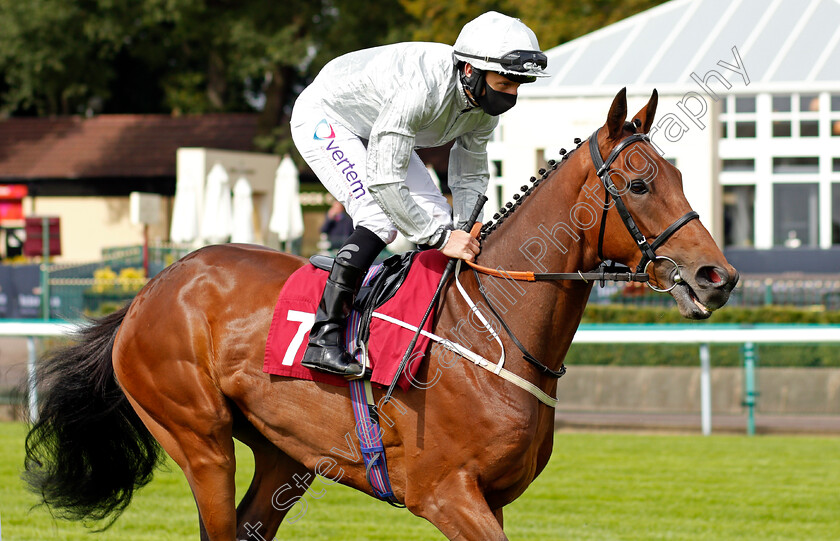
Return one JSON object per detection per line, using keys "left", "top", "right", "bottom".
{"left": 291, "top": 103, "right": 451, "bottom": 244}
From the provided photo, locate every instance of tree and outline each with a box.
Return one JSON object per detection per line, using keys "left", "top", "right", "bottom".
{"left": 0, "top": 0, "right": 126, "bottom": 116}
{"left": 0, "top": 0, "right": 668, "bottom": 152}
{"left": 0, "top": 0, "right": 413, "bottom": 153}
{"left": 515, "top": 0, "right": 672, "bottom": 50}
{"left": 399, "top": 0, "right": 670, "bottom": 50}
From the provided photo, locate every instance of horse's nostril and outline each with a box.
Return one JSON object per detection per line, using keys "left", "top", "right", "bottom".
{"left": 697, "top": 266, "right": 729, "bottom": 287}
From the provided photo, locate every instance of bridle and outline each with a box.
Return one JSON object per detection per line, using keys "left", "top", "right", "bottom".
{"left": 465, "top": 126, "right": 701, "bottom": 382}
{"left": 588, "top": 127, "right": 699, "bottom": 293}
{"left": 467, "top": 126, "right": 699, "bottom": 291}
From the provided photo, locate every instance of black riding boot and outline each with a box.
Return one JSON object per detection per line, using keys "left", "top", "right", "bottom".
{"left": 301, "top": 258, "right": 367, "bottom": 376}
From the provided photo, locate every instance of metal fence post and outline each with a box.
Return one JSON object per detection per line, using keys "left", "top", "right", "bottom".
{"left": 763, "top": 279, "right": 773, "bottom": 306}
{"left": 27, "top": 336, "right": 38, "bottom": 423}
{"left": 743, "top": 341, "right": 757, "bottom": 436}
{"left": 700, "top": 343, "right": 712, "bottom": 436}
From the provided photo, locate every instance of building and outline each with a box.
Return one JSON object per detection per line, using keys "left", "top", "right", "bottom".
{"left": 489, "top": 0, "right": 840, "bottom": 273}
{"left": 0, "top": 113, "right": 261, "bottom": 260}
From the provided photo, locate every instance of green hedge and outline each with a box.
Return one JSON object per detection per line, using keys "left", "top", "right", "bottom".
{"left": 565, "top": 343, "right": 840, "bottom": 368}
{"left": 582, "top": 304, "right": 840, "bottom": 324}
{"left": 0, "top": 387, "right": 23, "bottom": 406}
{"left": 566, "top": 304, "right": 840, "bottom": 367}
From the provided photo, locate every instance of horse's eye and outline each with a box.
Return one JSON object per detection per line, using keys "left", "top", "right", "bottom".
{"left": 630, "top": 180, "right": 649, "bottom": 195}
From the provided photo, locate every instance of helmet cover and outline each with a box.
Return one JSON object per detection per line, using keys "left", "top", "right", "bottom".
{"left": 453, "top": 11, "right": 549, "bottom": 78}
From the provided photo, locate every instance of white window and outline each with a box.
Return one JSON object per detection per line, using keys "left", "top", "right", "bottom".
{"left": 773, "top": 183, "right": 819, "bottom": 247}
{"left": 772, "top": 95, "right": 791, "bottom": 112}
{"left": 723, "top": 185, "right": 755, "bottom": 247}
{"left": 831, "top": 94, "right": 840, "bottom": 137}
{"left": 772, "top": 157, "right": 819, "bottom": 175}
{"left": 773, "top": 120, "right": 792, "bottom": 137}
{"left": 833, "top": 183, "right": 840, "bottom": 245}
{"left": 771, "top": 94, "right": 792, "bottom": 138}
{"left": 722, "top": 159, "right": 755, "bottom": 172}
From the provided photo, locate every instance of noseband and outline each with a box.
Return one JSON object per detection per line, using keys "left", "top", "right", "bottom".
{"left": 588, "top": 127, "right": 698, "bottom": 292}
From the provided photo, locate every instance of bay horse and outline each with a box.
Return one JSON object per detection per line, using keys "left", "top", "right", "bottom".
{"left": 24, "top": 88, "right": 738, "bottom": 540}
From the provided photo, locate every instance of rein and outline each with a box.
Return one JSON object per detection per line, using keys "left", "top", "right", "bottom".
{"left": 467, "top": 127, "right": 699, "bottom": 289}
{"left": 464, "top": 260, "right": 648, "bottom": 286}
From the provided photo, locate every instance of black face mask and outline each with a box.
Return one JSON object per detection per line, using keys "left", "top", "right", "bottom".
{"left": 461, "top": 66, "right": 517, "bottom": 116}
{"left": 476, "top": 82, "right": 517, "bottom": 116}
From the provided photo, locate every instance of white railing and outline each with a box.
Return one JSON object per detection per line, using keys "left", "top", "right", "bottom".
{"left": 573, "top": 324, "right": 840, "bottom": 435}
{"left": 0, "top": 321, "right": 76, "bottom": 423}
{"left": 573, "top": 323, "right": 840, "bottom": 344}
{"left": 6, "top": 322, "right": 840, "bottom": 432}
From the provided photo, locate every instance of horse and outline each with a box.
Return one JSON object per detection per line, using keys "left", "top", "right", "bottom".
{"left": 24, "top": 88, "right": 738, "bottom": 540}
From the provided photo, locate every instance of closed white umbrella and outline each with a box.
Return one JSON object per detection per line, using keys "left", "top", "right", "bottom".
{"left": 426, "top": 164, "right": 441, "bottom": 190}
{"left": 200, "top": 163, "right": 233, "bottom": 244}
{"left": 231, "top": 177, "right": 255, "bottom": 244}
{"left": 170, "top": 164, "right": 203, "bottom": 243}
{"left": 269, "top": 156, "right": 305, "bottom": 248}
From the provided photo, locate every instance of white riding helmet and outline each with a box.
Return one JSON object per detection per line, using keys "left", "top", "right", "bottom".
{"left": 453, "top": 11, "right": 549, "bottom": 79}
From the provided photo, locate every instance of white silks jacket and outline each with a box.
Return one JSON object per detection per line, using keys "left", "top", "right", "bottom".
{"left": 296, "top": 42, "right": 498, "bottom": 247}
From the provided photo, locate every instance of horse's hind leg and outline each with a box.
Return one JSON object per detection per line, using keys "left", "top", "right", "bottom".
{"left": 233, "top": 421, "right": 314, "bottom": 539}
{"left": 126, "top": 397, "right": 237, "bottom": 540}
{"left": 116, "top": 362, "right": 238, "bottom": 540}
{"left": 409, "top": 473, "right": 508, "bottom": 541}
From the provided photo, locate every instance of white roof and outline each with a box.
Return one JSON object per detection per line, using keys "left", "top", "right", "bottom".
{"left": 525, "top": 0, "right": 840, "bottom": 97}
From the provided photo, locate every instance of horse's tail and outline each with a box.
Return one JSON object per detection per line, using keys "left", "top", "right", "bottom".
{"left": 23, "top": 304, "right": 162, "bottom": 528}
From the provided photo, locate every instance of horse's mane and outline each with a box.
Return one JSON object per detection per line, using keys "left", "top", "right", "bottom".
{"left": 478, "top": 121, "right": 639, "bottom": 242}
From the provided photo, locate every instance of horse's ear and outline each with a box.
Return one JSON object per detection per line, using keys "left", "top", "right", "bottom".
{"left": 632, "top": 89, "right": 659, "bottom": 134}
{"left": 606, "top": 87, "right": 628, "bottom": 140}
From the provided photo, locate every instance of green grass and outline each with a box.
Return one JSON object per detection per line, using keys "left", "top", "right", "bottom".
{"left": 2, "top": 422, "right": 839, "bottom": 540}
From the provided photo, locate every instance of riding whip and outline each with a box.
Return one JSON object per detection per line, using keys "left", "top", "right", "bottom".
{"left": 381, "top": 194, "right": 488, "bottom": 406}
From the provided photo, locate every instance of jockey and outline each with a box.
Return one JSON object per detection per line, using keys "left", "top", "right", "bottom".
{"left": 290, "top": 11, "right": 549, "bottom": 376}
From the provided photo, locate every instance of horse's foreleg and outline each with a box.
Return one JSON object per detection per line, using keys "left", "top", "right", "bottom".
{"left": 234, "top": 427, "right": 313, "bottom": 540}
{"left": 493, "top": 507, "right": 504, "bottom": 528}
{"left": 409, "top": 472, "right": 507, "bottom": 541}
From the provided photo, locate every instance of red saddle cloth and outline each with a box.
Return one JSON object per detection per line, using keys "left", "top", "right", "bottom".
{"left": 263, "top": 250, "right": 448, "bottom": 390}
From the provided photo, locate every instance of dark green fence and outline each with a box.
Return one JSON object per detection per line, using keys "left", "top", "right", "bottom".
{"left": 48, "top": 244, "right": 193, "bottom": 320}
{"left": 589, "top": 276, "right": 840, "bottom": 310}
{"left": 4, "top": 240, "right": 839, "bottom": 321}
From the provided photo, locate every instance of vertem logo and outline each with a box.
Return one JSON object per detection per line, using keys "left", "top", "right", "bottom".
{"left": 313, "top": 119, "right": 336, "bottom": 140}
{"left": 313, "top": 119, "right": 365, "bottom": 199}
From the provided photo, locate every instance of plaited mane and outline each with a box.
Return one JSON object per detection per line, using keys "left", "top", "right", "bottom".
{"left": 479, "top": 121, "right": 639, "bottom": 241}
{"left": 479, "top": 137, "right": 583, "bottom": 241}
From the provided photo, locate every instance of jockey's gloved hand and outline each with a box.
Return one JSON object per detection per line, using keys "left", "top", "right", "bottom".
{"left": 439, "top": 229, "right": 480, "bottom": 262}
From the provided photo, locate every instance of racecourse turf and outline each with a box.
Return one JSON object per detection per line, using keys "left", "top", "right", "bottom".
{"left": 1, "top": 422, "right": 838, "bottom": 540}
